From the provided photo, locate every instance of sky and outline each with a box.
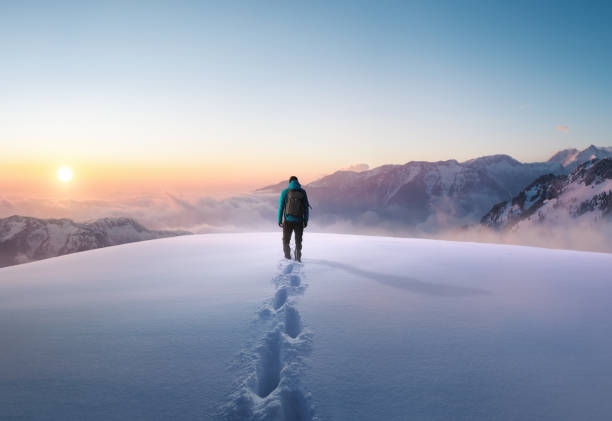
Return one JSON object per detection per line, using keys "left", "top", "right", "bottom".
{"left": 1, "top": 0, "right": 611, "bottom": 198}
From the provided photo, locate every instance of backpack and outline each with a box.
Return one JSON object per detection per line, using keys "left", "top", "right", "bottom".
{"left": 286, "top": 189, "right": 305, "bottom": 217}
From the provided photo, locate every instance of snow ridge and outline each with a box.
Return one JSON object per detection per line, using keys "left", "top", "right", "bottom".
{"left": 218, "top": 260, "right": 315, "bottom": 421}
{"left": 481, "top": 158, "right": 612, "bottom": 229}
{"left": 548, "top": 144, "right": 612, "bottom": 171}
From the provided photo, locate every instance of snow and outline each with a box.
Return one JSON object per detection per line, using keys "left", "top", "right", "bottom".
{"left": 382, "top": 165, "right": 422, "bottom": 204}
{"left": 523, "top": 184, "right": 540, "bottom": 209}
{"left": 0, "top": 219, "right": 25, "bottom": 241}
{"left": 550, "top": 145, "right": 612, "bottom": 170}
{"left": 45, "top": 220, "right": 80, "bottom": 251}
{"left": 429, "top": 161, "right": 463, "bottom": 193}
{"left": 518, "top": 178, "right": 612, "bottom": 228}
{"left": 1, "top": 233, "right": 612, "bottom": 420}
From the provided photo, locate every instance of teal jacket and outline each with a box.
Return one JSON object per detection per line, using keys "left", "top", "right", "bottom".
{"left": 278, "top": 180, "right": 310, "bottom": 224}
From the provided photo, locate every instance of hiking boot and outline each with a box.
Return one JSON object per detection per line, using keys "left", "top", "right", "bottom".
{"left": 295, "top": 249, "right": 302, "bottom": 262}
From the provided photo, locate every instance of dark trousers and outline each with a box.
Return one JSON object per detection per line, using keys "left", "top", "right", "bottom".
{"left": 282, "top": 220, "right": 304, "bottom": 257}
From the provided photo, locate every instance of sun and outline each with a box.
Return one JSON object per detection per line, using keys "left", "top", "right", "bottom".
{"left": 57, "top": 166, "right": 73, "bottom": 182}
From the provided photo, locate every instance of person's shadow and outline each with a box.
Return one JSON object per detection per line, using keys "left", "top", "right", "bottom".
{"left": 307, "top": 259, "right": 490, "bottom": 297}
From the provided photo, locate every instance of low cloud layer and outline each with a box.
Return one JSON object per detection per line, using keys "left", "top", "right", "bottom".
{"left": 0, "top": 192, "right": 279, "bottom": 233}
{"left": 556, "top": 125, "right": 569, "bottom": 133}
{"left": 2, "top": 192, "right": 611, "bottom": 253}
{"left": 434, "top": 222, "right": 612, "bottom": 254}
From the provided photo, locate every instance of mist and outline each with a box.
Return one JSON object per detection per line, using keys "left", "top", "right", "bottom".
{"left": 2, "top": 192, "right": 611, "bottom": 254}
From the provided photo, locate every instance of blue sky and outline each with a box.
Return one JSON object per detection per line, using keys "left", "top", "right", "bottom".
{"left": 1, "top": 0, "right": 611, "bottom": 191}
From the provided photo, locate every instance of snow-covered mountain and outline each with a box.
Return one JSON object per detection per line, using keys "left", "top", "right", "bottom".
{"left": 1, "top": 233, "right": 611, "bottom": 420}
{"left": 256, "top": 147, "right": 611, "bottom": 234}
{"left": 548, "top": 144, "right": 612, "bottom": 171}
{"left": 0, "top": 215, "right": 190, "bottom": 267}
{"left": 481, "top": 158, "right": 612, "bottom": 229}
{"left": 305, "top": 155, "right": 562, "bottom": 231}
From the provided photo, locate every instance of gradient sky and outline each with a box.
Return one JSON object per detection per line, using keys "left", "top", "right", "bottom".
{"left": 1, "top": 0, "right": 611, "bottom": 196}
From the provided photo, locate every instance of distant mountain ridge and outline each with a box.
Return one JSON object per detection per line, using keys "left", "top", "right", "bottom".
{"left": 0, "top": 215, "right": 190, "bottom": 268}
{"left": 256, "top": 145, "right": 610, "bottom": 233}
{"left": 548, "top": 145, "right": 612, "bottom": 171}
{"left": 301, "top": 155, "right": 563, "bottom": 231}
{"left": 481, "top": 158, "right": 612, "bottom": 230}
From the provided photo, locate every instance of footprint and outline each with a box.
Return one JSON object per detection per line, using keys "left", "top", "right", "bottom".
{"left": 284, "top": 306, "right": 302, "bottom": 339}
{"left": 258, "top": 306, "right": 273, "bottom": 319}
{"left": 254, "top": 330, "right": 282, "bottom": 398}
{"left": 273, "top": 288, "right": 288, "bottom": 310}
{"left": 223, "top": 261, "right": 312, "bottom": 418}
{"left": 289, "top": 275, "right": 301, "bottom": 287}
{"left": 281, "top": 390, "right": 312, "bottom": 421}
{"left": 222, "top": 391, "right": 253, "bottom": 420}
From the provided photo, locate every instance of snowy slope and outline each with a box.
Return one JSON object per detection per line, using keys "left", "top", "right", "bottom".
{"left": 482, "top": 158, "right": 612, "bottom": 229}
{"left": 1, "top": 233, "right": 612, "bottom": 420}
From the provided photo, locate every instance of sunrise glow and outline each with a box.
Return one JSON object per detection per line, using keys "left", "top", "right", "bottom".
{"left": 57, "top": 166, "right": 73, "bottom": 183}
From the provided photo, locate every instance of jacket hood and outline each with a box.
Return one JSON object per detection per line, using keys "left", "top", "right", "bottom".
{"left": 288, "top": 180, "right": 301, "bottom": 189}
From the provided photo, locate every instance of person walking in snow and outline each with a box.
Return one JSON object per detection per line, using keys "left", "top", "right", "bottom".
{"left": 278, "top": 176, "right": 310, "bottom": 262}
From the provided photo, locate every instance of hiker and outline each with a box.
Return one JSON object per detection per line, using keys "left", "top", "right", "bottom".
{"left": 278, "top": 176, "right": 310, "bottom": 262}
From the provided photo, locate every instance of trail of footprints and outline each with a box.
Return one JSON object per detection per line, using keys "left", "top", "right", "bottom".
{"left": 220, "top": 261, "right": 314, "bottom": 421}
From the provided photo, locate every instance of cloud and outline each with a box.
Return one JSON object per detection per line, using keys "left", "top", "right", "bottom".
{"left": 433, "top": 221, "right": 612, "bottom": 254}
{"left": 3, "top": 190, "right": 612, "bottom": 254}
{"left": 0, "top": 198, "right": 14, "bottom": 210}
{"left": 340, "top": 163, "right": 370, "bottom": 172}
{"left": 556, "top": 125, "right": 569, "bottom": 133}
{"left": 0, "top": 192, "right": 279, "bottom": 234}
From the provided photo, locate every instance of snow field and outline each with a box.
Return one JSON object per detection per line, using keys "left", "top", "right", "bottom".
{"left": 2, "top": 233, "right": 612, "bottom": 420}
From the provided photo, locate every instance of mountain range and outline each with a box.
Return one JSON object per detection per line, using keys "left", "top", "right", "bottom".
{"left": 305, "top": 155, "right": 563, "bottom": 231}
{"left": 0, "top": 216, "right": 190, "bottom": 268}
{"left": 260, "top": 145, "right": 611, "bottom": 233}
{"left": 482, "top": 158, "right": 612, "bottom": 230}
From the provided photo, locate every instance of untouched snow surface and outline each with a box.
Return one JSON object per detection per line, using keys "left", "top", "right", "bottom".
{"left": 1, "top": 233, "right": 612, "bottom": 420}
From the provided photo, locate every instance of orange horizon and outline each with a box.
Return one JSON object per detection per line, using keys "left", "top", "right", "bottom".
{"left": 0, "top": 160, "right": 330, "bottom": 200}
